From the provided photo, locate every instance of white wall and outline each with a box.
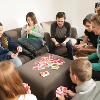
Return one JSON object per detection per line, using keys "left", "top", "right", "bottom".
{"left": 0, "top": 0, "right": 57, "bottom": 30}
{"left": 0, "top": 0, "right": 99, "bottom": 37}
{"left": 59, "top": 0, "right": 99, "bottom": 37}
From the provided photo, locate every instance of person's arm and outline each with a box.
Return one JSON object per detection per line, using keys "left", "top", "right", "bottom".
{"left": 78, "top": 47, "right": 96, "bottom": 52}
{"left": 88, "top": 53, "right": 98, "bottom": 60}
{"left": 92, "top": 63, "right": 100, "bottom": 71}
{"left": 0, "top": 54, "right": 11, "bottom": 61}
{"left": 58, "top": 89, "right": 76, "bottom": 100}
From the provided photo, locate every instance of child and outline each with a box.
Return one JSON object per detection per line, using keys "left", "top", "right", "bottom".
{"left": 0, "top": 61, "right": 37, "bottom": 100}
{"left": 57, "top": 59, "right": 100, "bottom": 100}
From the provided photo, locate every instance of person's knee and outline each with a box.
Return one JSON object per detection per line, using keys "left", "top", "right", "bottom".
{"left": 10, "top": 57, "right": 22, "bottom": 67}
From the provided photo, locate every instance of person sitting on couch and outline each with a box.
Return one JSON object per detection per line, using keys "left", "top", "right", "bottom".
{"left": 0, "top": 22, "right": 22, "bottom": 67}
{"left": 20, "top": 12, "right": 44, "bottom": 51}
{"left": 46, "top": 12, "right": 76, "bottom": 60}
{"left": 0, "top": 61, "right": 37, "bottom": 100}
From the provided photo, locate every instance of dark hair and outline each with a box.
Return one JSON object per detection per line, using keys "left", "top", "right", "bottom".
{"left": 83, "top": 18, "right": 91, "bottom": 25}
{"left": 95, "top": 2, "right": 100, "bottom": 8}
{"left": 0, "top": 22, "right": 3, "bottom": 26}
{"left": 71, "top": 59, "right": 92, "bottom": 82}
{"left": 83, "top": 14, "right": 95, "bottom": 25}
{"left": 56, "top": 12, "right": 66, "bottom": 19}
{"left": 26, "top": 12, "right": 37, "bottom": 24}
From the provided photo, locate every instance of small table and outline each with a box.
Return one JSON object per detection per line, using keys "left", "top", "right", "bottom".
{"left": 18, "top": 53, "right": 71, "bottom": 100}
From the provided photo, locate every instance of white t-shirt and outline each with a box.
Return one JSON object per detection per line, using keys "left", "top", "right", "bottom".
{"left": 18, "top": 94, "right": 37, "bottom": 100}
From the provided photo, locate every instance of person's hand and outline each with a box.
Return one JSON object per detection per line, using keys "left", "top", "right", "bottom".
{"left": 74, "top": 44, "right": 83, "bottom": 49}
{"left": 11, "top": 53, "right": 18, "bottom": 59}
{"left": 17, "top": 46, "right": 22, "bottom": 53}
{"left": 23, "top": 83, "right": 31, "bottom": 94}
{"left": 26, "top": 25, "right": 33, "bottom": 34}
{"left": 66, "top": 90, "right": 76, "bottom": 97}
{"left": 61, "top": 42, "right": 66, "bottom": 46}
{"left": 55, "top": 42, "right": 60, "bottom": 47}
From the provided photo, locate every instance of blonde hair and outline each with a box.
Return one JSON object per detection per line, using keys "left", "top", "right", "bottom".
{"left": 71, "top": 59, "right": 92, "bottom": 82}
{"left": 0, "top": 61, "right": 26, "bottom": 99}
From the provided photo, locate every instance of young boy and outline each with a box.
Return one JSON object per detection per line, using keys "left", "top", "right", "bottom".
{"left": 0, "top": 22, "right": 22, "bottom": 67}
{"left": 58, "top": 59, "right": 100, "bottom": 100}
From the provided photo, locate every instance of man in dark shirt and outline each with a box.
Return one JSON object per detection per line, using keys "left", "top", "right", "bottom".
{"left": 75, "top": 14, "right": 98, "bottom": 53}
{"left": 50, "top": 12, "right": 74, "bottom": 60}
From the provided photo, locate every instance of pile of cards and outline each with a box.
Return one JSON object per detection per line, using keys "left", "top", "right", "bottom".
{"left": 33, "top": 54, "right": 65, "bottom": 70}
{"left": 40, "top": 71, "right": 50, "bottom": 77}
{"left": 56, "top": 86, "right": 67, "bottom": 98}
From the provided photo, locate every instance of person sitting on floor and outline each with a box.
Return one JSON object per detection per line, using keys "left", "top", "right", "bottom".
{"left": 0, "top": 61, "right": 37, "bottom": 100}
{"left": 0, "top": 22, "right": 22, "bottom": 67}
{"left": 58, "top": 59, "right": 100, "bottom": 100}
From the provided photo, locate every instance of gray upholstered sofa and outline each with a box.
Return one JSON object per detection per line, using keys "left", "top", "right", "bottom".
{"left": 4, "top": 27, "right": 48, "bottom": 64}
{"left": 41, "top": 21, "right": 78, "bottom": 57}
{"left": 3, "top": 21, "right": 77, "bottom": 64}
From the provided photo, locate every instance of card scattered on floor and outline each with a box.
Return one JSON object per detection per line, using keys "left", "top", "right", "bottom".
{"left": 40, "top": 71, "right": 50, "bottom": 77}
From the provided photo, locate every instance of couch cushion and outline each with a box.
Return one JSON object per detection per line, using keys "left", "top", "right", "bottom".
{"left": 5, "top": 28, "right": 21, "bottom": 42}
{"left": 41, "top": 21, "right": 54, "bottom": 34}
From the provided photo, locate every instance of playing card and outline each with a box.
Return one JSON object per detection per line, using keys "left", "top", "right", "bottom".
{"left": 56, "top": 86, "right": 67, "bottom": 98}
{"left": 40, "top": 71, "right": 50, "bottom": 77}
{"left": 23, "top": 83, "right": 31, "bottom": 93}
{"left": 51, "top": 64, "right": 60, "bottom": 70}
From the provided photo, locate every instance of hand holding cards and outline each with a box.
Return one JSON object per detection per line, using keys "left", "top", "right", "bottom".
{"left": 23, "top": 83, "right": 31, "bottom": 94}
{"left": 56, "top": 86, "right": 67, "bottom": 98}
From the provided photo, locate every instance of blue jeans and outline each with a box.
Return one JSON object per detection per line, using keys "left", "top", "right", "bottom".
{"left": 8, "top": 51, "right": 22, "bottom": 67}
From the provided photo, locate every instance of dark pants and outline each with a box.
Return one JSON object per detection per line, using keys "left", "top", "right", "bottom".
{"left": 44, "top": 33, "right": 74, "bottom": 60}
{"left": 66, "top": 40, "right": 74, "bottom": 60}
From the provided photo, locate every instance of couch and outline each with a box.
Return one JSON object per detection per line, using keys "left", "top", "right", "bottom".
{"left": 41, "top": 21, "right": 78, "bottom": 57}
{"left": 4, "top": 28, "right": 48, "bottom": 64}
{"left": 3, "top": 21, "right": 78, "bottom": 64}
